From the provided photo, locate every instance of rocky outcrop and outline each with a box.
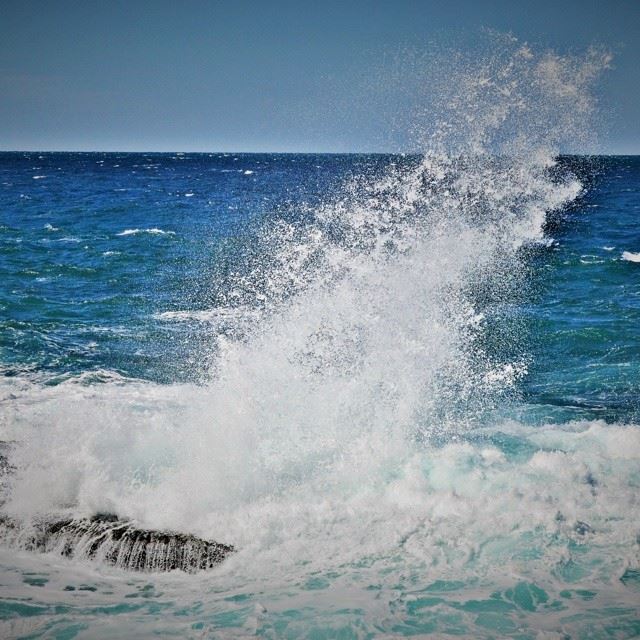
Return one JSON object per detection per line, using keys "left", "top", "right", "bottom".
{"left": 0, "top": 513, "right": 234, "bottom": 573}
{"left": 0, "top": 445, "right": 234, "bottom": 573}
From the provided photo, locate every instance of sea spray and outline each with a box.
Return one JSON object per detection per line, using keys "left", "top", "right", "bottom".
{"left": 2, "top": 35, "right": 610, "bottom": 544}
{"left": 1, "top": 36, "right": 636, "bottom": 639}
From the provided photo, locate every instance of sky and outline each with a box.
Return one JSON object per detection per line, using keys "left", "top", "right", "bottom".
{"left": 0, "top": 0, "right": 638, "bottom": 153}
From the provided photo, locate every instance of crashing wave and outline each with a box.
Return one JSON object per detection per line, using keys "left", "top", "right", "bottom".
{"left": 0, "top": 38, "right": 614, "bottom": 589}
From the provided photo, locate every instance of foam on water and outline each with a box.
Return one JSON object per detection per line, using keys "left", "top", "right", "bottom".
{"left": 0, "top": 36, "right": 634, "bottom": 637}
{"left": 116, "top": 228, "right": 176, "bottom": 237}
{"left": 621, "top": 250, "right": 640, "bottom": 263}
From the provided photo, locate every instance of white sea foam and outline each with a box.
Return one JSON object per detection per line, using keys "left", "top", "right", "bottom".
{"left": 621, "top": 250, "right": 640, "bottom": 262}
{"left": 580, "top": 254, "right": 605, "bottom": 264}
{"left": 154, "top": 307, "right": 258, "bottom": 323}
{"left": 0, "top": 36, "right": 620, "bottom": 638}
{"left": 1, "top": 374, "right": 638, "bottom": 635}
{"left": 43, "top": 223, "right": 59, "bottom": 231}
{"left": 4, "top": 41, "right": 608, "bottom": 543}
{"left": 116, "top": 228, "right": 176, "bottom": 236}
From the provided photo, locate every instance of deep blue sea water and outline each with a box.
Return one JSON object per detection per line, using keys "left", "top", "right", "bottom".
{"left": 2, "top": 153, "right": 639, "bottom": 415}
{"left": 0, "top": 152, "right": 357, "bottom": 384}
{"left": 0, "top": 151, "right": 639, "bottom": 639}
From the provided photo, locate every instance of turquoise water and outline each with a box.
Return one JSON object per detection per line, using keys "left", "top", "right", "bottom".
{"left": 1, "top": 45, "right": 639, "bottom": 639}
{"left": 0, "top": 154, "right": 640, "bottom": 638}
{"left": 3, "top": 153, "right": 639, "bottom": 417}
{"left": 521, "top": 157, "right": 640, "bottom": 424}
{"left": 0, "top": 151, "right": 638, "bottom": 639}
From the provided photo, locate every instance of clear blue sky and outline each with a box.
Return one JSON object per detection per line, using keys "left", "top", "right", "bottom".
{"left": 1, "top": 0, "right": 638, "bottom": 153}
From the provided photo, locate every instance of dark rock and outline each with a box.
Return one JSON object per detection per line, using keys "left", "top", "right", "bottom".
{"left": 0, "top": 513, "right": 234, "bottom": 573}
{"left": 0, "top": 443, "right": 234, "bottom": 573}
{"left": 574, "top": 520, "right": 594, "bottom": 536}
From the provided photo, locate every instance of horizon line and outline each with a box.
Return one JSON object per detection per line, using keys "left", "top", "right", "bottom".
{"left": 0, "top": 149, "right": 638, "bottom": 157}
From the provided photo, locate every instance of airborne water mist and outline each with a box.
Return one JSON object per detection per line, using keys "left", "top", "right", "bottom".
{"left": 1, "top": 36, "right": 639, "bottom": 639}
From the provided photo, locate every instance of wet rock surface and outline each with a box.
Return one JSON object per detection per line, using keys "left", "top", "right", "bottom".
{"left": 0, "top": 445, "right": 234, "bottom": 573}
{"left": 0, "top": 513, "right": 234, "bottom": 573}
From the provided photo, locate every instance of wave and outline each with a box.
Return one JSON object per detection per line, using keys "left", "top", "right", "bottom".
{"left": 154, "top": 307, "right": 260, "bottom": 325}
{"left": 621, "top": 250, "right": 640, "bottom": 263}
{"left": 116, "top": 228, "right": 176, "bottom": 237}
{"left": 1, "top": 375, "right": 638, "bottom": 589}
{"left": 0, "top": 35, "right": 615, "bottom": 594}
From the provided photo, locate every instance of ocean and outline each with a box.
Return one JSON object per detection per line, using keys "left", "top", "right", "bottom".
{"left": 1, "top": 48, "right": 639, "bottom": 640}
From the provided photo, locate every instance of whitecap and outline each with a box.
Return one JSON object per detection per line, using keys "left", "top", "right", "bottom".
{"left": 32, "top": 175, "right": 46, "bottom": 180}
{"left": 116, "top": 228, "right": 175, "bottom": 237}
{"left": 621, "top": 251, "right": 640, "bottom": 263}
{"left": 43, "top": 223, "right": 59, "bottom": 232}
{"left": 154, "top": 307, "right": 258, "bottom": 323}
{"left": 580, "top": 255, "right": 605, "bottom": 264}
{"left": 243, "top": 170, "right": 254, "bottom": 175}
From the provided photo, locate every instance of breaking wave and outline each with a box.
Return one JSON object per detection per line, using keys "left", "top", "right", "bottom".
{"left": 1, "top": 35, "right": 631, "bottom": 638}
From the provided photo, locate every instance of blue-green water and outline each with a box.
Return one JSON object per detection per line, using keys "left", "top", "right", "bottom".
{"left": 4, "top": 37, "right": 639, "bottom": 639}
{"left": 3, "top": 153, "right": 639, "bottom": 417}
{"left": 0, "top": 151, "right": 355, "bottom": 384}
{"left": 522, "top": 156, "right": 640, "bottom": 424}
{"left": 0, "top": 141, "right": 639, "bottom": 640}
{"left": 0, "top": 150, "right": 638, "bottom": 639}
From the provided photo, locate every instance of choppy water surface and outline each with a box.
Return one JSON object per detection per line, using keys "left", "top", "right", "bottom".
{"left": 0, "top": 41, "right": 639, "bottom": 639}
